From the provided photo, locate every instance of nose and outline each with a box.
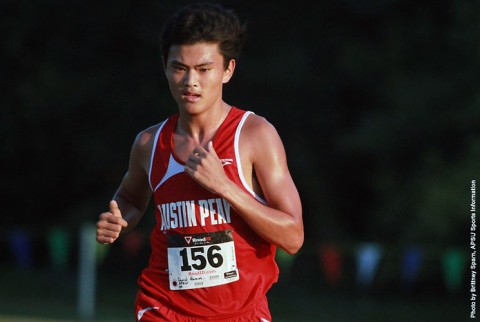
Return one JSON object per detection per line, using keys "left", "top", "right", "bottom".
{"left": 183, "top": 70, "right": 198, "bottom": 87}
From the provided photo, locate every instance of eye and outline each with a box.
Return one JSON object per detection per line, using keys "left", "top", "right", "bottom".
{"left": 171, "top": 65, "right": 185, "bottom": 72}
{"left": 199, "top": 68, "right": 211, "bottom": 73}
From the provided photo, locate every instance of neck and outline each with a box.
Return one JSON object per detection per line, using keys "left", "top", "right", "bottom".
{"left": 177, "top": 103, "right": 232, "bottom": 145}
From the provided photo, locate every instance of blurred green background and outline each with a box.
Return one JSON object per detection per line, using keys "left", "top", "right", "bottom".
{"left": 1, "top": 0, "right": 478, "bottom": 321}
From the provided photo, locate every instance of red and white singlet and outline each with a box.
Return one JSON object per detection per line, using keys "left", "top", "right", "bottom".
{"left": 138, "top": 107, "right": 278, "bottom": 319}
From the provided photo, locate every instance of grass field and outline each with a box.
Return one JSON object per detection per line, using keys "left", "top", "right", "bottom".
{"left": 0, "top": 266, "right": 468, "bottom": 322}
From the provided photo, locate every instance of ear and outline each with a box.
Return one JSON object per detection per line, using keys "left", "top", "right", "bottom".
{"left": 222, "top": 59, "right": 236, "bottom": 84}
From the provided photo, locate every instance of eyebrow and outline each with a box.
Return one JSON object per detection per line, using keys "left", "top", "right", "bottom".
{"left": 170, "top": 60, "right": 214, "bottom": 68}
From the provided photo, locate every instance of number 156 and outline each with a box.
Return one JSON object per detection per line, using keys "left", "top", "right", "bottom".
{"left": 179, "top": 246, "right": 224, "bottom": 271}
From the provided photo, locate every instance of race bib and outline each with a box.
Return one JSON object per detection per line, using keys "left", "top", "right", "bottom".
{"left": 167, "top": 230, "right": 239, "bottom": 290}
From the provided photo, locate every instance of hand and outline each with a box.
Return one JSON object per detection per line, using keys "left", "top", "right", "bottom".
{"left": 96, "top": 200, "right": 128, "bottom": 244}
{"left": 184, "top": 141, "right": 230, "bottom": 195}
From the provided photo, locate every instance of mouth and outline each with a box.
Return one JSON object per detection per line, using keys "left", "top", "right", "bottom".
{"left": 181, "top": 91, "right": 201, "bottom": 102}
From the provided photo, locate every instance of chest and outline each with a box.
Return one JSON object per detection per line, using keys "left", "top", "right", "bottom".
{"left": 171, "top": 132, "right": 252, "bottom": 186}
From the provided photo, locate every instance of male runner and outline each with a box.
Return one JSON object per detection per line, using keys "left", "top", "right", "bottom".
{"left": 96, "top": 3, "right": 303, "bottom": 321}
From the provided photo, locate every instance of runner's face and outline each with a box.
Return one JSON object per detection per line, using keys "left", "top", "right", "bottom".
{"left": 165, "top": 43, "right": 235, "bottom": 115}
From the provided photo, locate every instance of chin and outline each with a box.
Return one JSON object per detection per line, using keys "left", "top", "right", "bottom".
{"left": 179, "top": 103, "right": 208, "bottom": 115}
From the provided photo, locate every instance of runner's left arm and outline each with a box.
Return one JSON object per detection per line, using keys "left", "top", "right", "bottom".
{"left": 184, "top": 116, "right": 303, "bottom": 254}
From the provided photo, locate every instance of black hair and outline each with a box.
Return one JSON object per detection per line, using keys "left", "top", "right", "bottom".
{"left": 160, "top": 3, "right": 246, "bottom": 69}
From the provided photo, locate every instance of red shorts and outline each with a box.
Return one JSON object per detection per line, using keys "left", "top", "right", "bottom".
{"left": 135, "top": 290, "right": 272, "bottom": 322}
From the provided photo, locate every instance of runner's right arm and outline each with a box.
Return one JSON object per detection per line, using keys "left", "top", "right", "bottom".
{"left": 96, "top": 128, "right": 155, "bottom": 244}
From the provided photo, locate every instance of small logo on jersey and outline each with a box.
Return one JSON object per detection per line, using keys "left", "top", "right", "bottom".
{"left": 184, "top": 236, "right": 192, "bottom": 244}
{"left": 137, "top": 306, "right": 160, "bottom": 321}
{"left": 220, "top": 158, "right": 233, "bottom": 166}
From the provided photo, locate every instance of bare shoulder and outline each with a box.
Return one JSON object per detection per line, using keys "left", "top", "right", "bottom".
{"left": 134, "top": 124, "right": 160, "bottom": 149}
{"left": 242, "top": 113, "right": 284, "bottom": 149}
{"left": 242, "top": 114, "right": 282, "bottom": 144}
{"left": 242, "top": 113, "right": 274, "bottom": 131}
{"left": 130, "top": 123, "right": 163, "bottom": 170}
